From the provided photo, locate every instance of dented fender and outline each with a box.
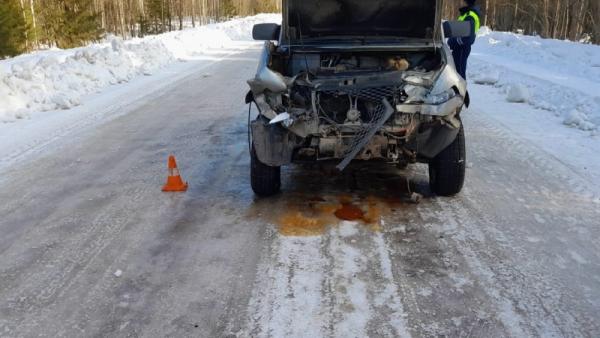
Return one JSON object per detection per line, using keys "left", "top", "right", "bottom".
{"left": 247, "top": 42, "right": 288, "bottom": 94}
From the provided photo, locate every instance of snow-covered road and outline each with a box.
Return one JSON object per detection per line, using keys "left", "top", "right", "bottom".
{"left": 1, "top": 44, "right": 599, "bottom": 337}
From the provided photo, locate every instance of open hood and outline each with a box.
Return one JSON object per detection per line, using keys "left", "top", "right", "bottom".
{"left": 284, "top": 0, "right": 440, "bottom": 42}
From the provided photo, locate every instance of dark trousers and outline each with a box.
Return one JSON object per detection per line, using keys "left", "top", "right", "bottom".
{"left": 452, "top": 45, "right": 471, "bottom": 79}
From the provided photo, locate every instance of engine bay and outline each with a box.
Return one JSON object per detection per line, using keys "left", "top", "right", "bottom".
{"left": 280, "top": 51, "right": 442, "bottom": 76}
{"left": 265, "top": 50, "right": 443, "bottom": 131}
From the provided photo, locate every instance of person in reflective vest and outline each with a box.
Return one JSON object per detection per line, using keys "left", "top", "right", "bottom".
{"left": 448, "top": 0, "right": 481, "bottom": 79}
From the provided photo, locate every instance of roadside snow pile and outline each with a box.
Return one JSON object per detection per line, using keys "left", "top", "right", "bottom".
{"left": 475, "top": 28, "right": 600, "bottom": 85}
{"left": 0, "top": 14, "right": 280, "bottom": 122}
{"left": 506, "top": 84, "right": 530, "bottom": 103}
{"left": 473, "top": 70, "right": 500, "bottom": 85}
{"left": 563, "top": 109, "right": 597, "bottom": 131}
{"left": 470, "top": 28, "right": 600, "bottom": 133}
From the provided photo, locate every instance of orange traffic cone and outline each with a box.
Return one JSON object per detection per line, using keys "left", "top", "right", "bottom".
{"left": 162, "top": 155, "right": 188, "bottom": 192}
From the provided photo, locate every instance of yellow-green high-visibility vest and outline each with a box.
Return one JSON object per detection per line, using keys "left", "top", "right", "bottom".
{"left": 458, "top": 10, "right": 481, "bottom": 33}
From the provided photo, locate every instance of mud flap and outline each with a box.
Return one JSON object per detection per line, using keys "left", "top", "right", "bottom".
{"left": 245, "top": 90, "right": 254, "bottom": 104}
{"left": 410, "top": 121, "right": 460, "bottom": 159}
{"left": 251, "top": 118, "right": 295, "bottom": 167}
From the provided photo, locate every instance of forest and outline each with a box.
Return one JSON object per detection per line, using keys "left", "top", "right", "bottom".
{"left": 1, "top": 0, "right": 599, "bottom": 58}
{"left": 443, "top": 0, "right": 599, "bottom": 43}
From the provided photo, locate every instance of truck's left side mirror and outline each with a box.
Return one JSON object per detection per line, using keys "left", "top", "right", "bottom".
{"left": 443, "top": 21, "right": 473, "bottom": 38}
{"left": 252, "top": 23, "right": 281, "bottom": 41}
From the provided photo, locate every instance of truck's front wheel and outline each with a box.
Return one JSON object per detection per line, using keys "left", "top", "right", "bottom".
{"left": 428, "top": 124, "right": 466, "bottom": 196}
{"left": 250, "top": 145, "right": 281, "bottom": 197}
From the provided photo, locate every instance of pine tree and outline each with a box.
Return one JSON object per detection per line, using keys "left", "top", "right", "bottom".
{"left": 55, "top": 0, "right": 103, "bottom": 48}
{"left": 0, "top": 0, "right": 29, "bottom": 57}
{"left": 36, "top": 0, "right": 102, "bottom": 49}
{"left": 220, "top": 0, "right": 237, "bottom": 19}
{"left": 146, "top": 0, "right": 170, "bottom": 34}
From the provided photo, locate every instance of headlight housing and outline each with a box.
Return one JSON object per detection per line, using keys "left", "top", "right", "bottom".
{"left": 425, "top": 88, "right": 456, "bottom": 105}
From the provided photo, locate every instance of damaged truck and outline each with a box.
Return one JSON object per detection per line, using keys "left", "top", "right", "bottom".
{"left": 246, "top": 0, "right": 474, "bottom": 197}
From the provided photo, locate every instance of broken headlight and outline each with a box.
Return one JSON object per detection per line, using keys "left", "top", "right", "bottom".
{"left": 425, "top": 88, "right": 456, "bottom": 105}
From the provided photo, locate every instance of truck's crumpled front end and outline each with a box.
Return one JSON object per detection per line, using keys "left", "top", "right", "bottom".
{"left": 248, "top": 41, "right": 466, "bottom": 171}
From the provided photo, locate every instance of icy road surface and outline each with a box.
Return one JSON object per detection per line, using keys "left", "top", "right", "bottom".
{"left": 1, "top": 47, "right": 600, "bottom": 338}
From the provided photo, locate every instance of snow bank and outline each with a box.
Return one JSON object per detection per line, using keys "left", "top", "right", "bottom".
{"left": 0, "top": 14, "right": 280, "bottom": 122}
{"left": 476, "top": 28, "right": 600, "bottom": 85}
{"left": 563, "top": 110, "right": 597, "bottom": 131}
{"left": 471, "top": 28, "right": 600, "bottom": 133}
{"left": 506, "top": 84, "right": 530, "bottom": 103}
{"left": 473, "top": 69, "right": 500, "bottom": 85}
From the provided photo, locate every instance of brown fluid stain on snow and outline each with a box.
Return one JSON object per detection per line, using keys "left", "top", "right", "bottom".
{"left": 334, "top": 204, "right": 364, "bottom": 221}
{"left": 278, "top": 212, "right": 330, "bottom": 237}
{"left": 276, "top": 195, "right": 395, "bottom": 236}
{"left": 277, "top": 196, "right": 339, "bottom": 236}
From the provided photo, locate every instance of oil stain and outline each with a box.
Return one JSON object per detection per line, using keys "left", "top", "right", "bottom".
{"left": 276, "top": 195, "right": 397, "bottom": 237}
{"left": 278, "top": 212, "right": 329, "bottom": 237}
{"left": 334, "top": 204, "right": 364, "bottom": 221}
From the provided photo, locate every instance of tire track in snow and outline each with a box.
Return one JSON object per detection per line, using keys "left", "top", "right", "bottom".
{"left": 370, "top": 231, "right": 412, "bottom": 337}
{"left": 428, "top": 111, "right": 600, "bottom": 336}
{"left": 467, "top": 111, "right": 600, "bottom": 205}
{"left": 241, "top": 221, "right": 410, "bottom": 338}
{"left": 0, "top": 51, "right": 264, "bottom": 336}
{"left": 244, "top": 232, "right": 329, "bottom": 337}
{"left": 431, "top": 195, "right": 592, "bottom": 337}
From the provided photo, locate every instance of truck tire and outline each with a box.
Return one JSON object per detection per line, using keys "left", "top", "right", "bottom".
{"left": 428, "top": 124, "right": 466, "bottom": 196}
{"left": 251, "top": 145, "right": 281, "bottom": 197}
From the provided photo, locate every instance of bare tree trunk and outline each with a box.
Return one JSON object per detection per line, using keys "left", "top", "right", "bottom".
{"left": 542, "top": 0, "right": 551, "bottom": 37}
{"left": 564, "top": 2, "right": 571, "bottom": 39}
{"left": 484, "top": 0, "right": 490, "bottom": 26}
{"left": 100, "top": 0, "right": 107, "bottom": 30}
{"left": 178, "top": 0, "right": 183, "bottom": 30}
{"left": 18, "top": 0, "right": 30, "bottom": 50}
{"left": 593, "top": 0, "right": 600, "bottom": 43}
{"left": 490, "top": 0, "right": 497, "bottom": 29}
{"left": 29, "top": 0, "right": 38, "bottom": 47}
{"left": 166, "top": 0, "right": 172, "bottom": 31}
{"left": 552, "top": 0, "right": 561, "bottom": 38}
{"left": 191, "top": 0, "right": 196, "bottom": 27}
{"left": 161, "top": 0, "right": 165, "bottom": 32}
{"left": 575, "top": 0, "right": 588, "bottom": 39}
{"left": 118, "top": 0, "right": 126, "bottom": 37}
{"left": 512, "top": 0, "right": 520, "bottom": 31}
{"left": 138, "top": 0, "right": 144, "bottom": 17}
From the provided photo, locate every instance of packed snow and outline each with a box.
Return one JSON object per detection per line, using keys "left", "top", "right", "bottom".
{"left": 0, "top": 14, "right": 280, "bottom": 122}
{"left": 243, "top": 221, "right": 410, "bottom": 337}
